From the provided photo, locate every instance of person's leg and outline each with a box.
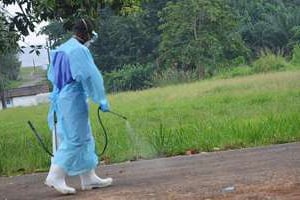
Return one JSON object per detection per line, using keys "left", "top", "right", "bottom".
{"left": 46, "top": 121, "right": 75, "bottom": 194}
{"left": 80, "top": 169, "right": 113, "bottom": 190}
{"left": 45, "top": 164, "right": 76, "bottom": 194}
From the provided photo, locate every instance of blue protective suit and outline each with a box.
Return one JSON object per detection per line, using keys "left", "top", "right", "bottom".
{"left": 47, "top": 37, "right": 109, "bottom": 176}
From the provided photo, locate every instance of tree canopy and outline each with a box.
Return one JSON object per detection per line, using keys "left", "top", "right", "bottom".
{"left": 1, "top": 0, "right": 143, "bottom": 37}
{"left": 0, "top": 14, "right": 18, "bottom": 54}
{"left": 158, "top": 0, "right": 249, "bottom": 74}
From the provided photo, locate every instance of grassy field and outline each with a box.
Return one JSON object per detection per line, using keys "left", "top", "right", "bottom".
{"left": 0, "top": 70, "right": 299, "bottom": 176}
{"left": 8, "top": 67, "right": 47, "bottom": 88}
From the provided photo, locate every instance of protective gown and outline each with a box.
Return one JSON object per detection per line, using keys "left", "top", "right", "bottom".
{"left": 47, "top": 37, "right": 108, "bottom": 176}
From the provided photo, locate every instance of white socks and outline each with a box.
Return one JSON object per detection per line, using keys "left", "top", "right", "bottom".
{"left": 80, "top": 169, "right": 113, "bottom": 190}
{"left": 45, "top": 164, "right": 76, "bottom": 194}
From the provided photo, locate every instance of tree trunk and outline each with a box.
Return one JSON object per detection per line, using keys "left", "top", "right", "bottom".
{"left": 197, "top": 65, "right": 205, "bottom": 79}
{"left": 0, "top": 91, "right": 6, "bottom": 109}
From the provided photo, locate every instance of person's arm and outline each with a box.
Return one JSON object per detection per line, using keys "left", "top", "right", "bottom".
{"left": 69, "top": 47, "right": 110, "bottom": 111}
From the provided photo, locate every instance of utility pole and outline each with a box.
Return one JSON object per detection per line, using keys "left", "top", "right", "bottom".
{"left": 46, "top": 39, "right": 51, "bottom": 65}
{"left": 33, "top": 57, "right": 36, "bottom": 72}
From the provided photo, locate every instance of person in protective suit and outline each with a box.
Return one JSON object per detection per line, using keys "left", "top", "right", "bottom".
{"left": 45, "top": 18, "right": 112, "bottom": 194}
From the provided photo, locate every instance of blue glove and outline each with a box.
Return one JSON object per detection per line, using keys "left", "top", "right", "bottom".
{"left": 100, "top": 102, "right": 110, "bottom": 112}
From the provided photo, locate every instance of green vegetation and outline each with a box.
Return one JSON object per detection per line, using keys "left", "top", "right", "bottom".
{"left": 291, "top": 44, "right": 300, "bottom": 67}
{"left": 19, "top": 67, "right": 44, "bottom": 77}
{"left": 7, "top": 67, "right": 47, "bottom": 89}
{"left": 89, "top": 0, "right": 300, "bottom": 92}
{"left": 0, "top": 69, "right": 299, "bottom": 176}
{"left": 252, "top": 52, "right": 290, "bottom": 73}
{"left": 0, "top": 51, "right": 21, "bottom": 108}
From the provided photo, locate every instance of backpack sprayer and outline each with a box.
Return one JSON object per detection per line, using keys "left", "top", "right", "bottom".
{"left": 27, "top": 107, "right": 127, "bottom": 158}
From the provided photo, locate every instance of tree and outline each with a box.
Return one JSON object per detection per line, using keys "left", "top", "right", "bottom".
{"left": 158, "top": 0, "right": 249, "bottom": 77}
{"left": 92, "top": 9, "right": 154, "bottom": 72}
{"left": 228, "top": 0, "right": 300, "bottom": 57}
{"left": 39, "top": 20, "right": 70, "bottom": 48}
{"left": 91, "top": 0, "right": 172, "bottom": 72}
{"left": 0, "top": 12, "right": 20, "bottom": 109}
{"left": 0, "top": 14, "right": 18, "bottom": 54}
{"left": 1, "top": 0, "right": 143, "bottom": 37}
{"left": 265, "top": 9, "right": 300, "bottom": 55}
{"left": 37, "top": 0, "right": 176, "bottom": 74}
{"left": 0, "top": 51, "right": 21, "bottom": 80}
{"left": 0, "top": 50, "right": 21, "bottom": 109}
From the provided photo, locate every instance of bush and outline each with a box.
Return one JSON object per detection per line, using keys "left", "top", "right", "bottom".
{"left": 291, "top": 44, "right": 300, "bottom": 67}
{"left": 152, "top": 68, "right": 200, "bottom": 87}
{"left": 104, "top": 63, "right": 155, "bottom": 93}
{"left": 0, "top": 51, "right": 21, "bottom": 80}
{"left": 217, "top": 65, "right": 253, "bottom": 78}
{"left": 252, "top": 51, "right": 290, "bottom": 73}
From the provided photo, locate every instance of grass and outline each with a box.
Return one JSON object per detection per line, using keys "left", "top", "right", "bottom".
{"left": 0, "top": 69, "right": 300, "bottom": 176}
{"left": 7, "top": 67, "right": 47, "bottom": 89}
{"left": 19, "top": 66, "right": 46, "bottom": 76}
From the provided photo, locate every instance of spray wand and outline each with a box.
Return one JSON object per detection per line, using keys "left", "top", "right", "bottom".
{"left": 108, "top": 110, "right": 127, "bottom": 120}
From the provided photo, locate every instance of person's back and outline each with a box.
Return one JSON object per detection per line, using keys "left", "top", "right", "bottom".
{"left": 50, "top": 37, "right": 88, "bottom": 89}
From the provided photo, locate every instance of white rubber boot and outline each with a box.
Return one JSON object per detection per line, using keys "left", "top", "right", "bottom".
{"left": 45, "top": 164, "right": 76, "bottom": 194}
{"left": 80, "top": 169, "right": 113, "bottom": 190}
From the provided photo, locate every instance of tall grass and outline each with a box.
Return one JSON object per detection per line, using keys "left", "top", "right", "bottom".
{"left": 0, "top": 70, "right": 299, "bottom": 176}
{"left": 291, "top": 44, "right": 300, "bottom": 67}
{"left": 252, "top": 51, "right": 290, "bottom": 72}
{"left": 216, "top": 51, "right": 300, "bottom": 79}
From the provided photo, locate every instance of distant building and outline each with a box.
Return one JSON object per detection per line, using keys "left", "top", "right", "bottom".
{"left": 0, "top": 84, "right": 50, "bottom": 110}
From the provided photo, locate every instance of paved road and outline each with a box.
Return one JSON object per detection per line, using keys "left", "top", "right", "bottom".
{"left": 0, "top": 143, "right": 299, "bottom": 200}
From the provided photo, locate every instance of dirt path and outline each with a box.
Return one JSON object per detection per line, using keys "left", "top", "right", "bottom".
{"left": 0, "top": 142, "right": 299, "bottom": 200}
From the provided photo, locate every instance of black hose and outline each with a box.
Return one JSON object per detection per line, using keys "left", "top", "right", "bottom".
{"left": 27, "top": 121, "right": 54, "bottom": 157}
{"left": 97, "top": 107, "right": 108, "bottom": 156}
{"left": 96, "top": 108, "right": 128, "bottom": 156}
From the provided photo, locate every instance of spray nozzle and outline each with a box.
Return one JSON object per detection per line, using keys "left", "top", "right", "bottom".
{"left": 98, "top": 106, "right": 127, "bottom": 120}
{"left": 109, "top": 111, "right": 127, "bottom": 120}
